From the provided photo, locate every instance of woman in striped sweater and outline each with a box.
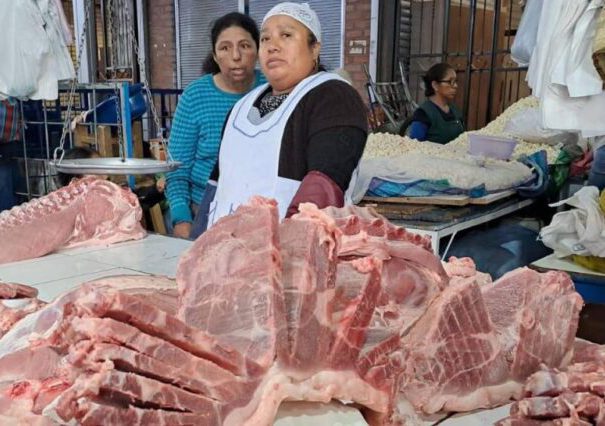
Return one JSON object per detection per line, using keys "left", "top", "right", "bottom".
{"left": 166, "top": 12, "right": 265, "bottom": 239}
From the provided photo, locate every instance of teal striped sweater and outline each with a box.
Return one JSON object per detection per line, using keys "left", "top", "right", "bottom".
{"left": 166, "top": 70, "right": 265, "bottom": 225}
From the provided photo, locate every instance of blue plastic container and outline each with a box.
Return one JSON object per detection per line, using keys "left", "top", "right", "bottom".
{"left": 85, "top": 83, "right": 147, "bottom": 124}
{"left": 573, "top": 277, "right": 605, "bottom": 304}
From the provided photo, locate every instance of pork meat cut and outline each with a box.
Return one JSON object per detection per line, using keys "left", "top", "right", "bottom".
{"left": 0, "top": 276, "right": 251, "bottom": 425}
{"left": 177, "top": 198, "right": 394, "bottom": 425}
{"left": 496, "top": 340, "right": 605, "bottom": 425}
{"left": 0, "top": 177, "right": 145, "bottom": 265}
{"left": 0, "top": 281, "right": 45, "bottom": 339}
{"left": 0, "top": 198, "right": 586, "bottom": 425}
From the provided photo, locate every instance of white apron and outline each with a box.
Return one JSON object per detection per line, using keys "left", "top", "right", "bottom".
{"left": 208, "top": 72, "right": 346, "bottom": 227}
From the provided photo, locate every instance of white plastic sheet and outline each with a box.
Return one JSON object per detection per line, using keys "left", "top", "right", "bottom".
{"left": 511, "top": 0, "right": 543, "bottom": 67}
{"left": 0, "top": 0, "right": 74, "bottom": 100}
{"left": 525, "top": 0, "right": 605, "bottom": 137}
{"left": 503, "top": 106, "right": 578, "bottom": 146}
{"left": 564, "top": 0, "right": 605, "bottom": 97}
{"left": 542, "top": 86, "right": 605, "bottom": 137}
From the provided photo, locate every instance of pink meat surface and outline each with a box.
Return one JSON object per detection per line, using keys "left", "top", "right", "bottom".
{"left": 0, "top": 281, "right": 39, "bottom": 299}
{"left": 0, "top": 298, "right": 45, "bottom": 339}
{"left": 177, "top": 199, "right": 394, "bottom": 425}
{"left": 0, "top": 276, "right": 253, "bottom": 425}
{"left": 0, "top": 198, "right": 587, "bottom": 425}
{"left": 177, "top": 196, "right": 284, "bottom": 375}
{"left": 496, "top": 342, "right": 605, "bottom": 425}
{"left": 398, "top": 278, "right": 510, "bottom": 414}
{"left": 0, "top": 177, "right": 145, "bottom": 265}
{"left": 0, "top": 281, "right": 45, "bottom": 339}
{"left": 482, "top": 268, "right": 583, "bottom": 381}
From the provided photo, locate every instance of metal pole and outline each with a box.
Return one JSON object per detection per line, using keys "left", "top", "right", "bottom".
{"left": 120, "top": 82, "right": 135, "bottom": 189}
{"left": 92, "top": 86, "right": 98, "bottom": 150}
{"left": 463, "top": 0, "right": 477, "bottom": 125}
{"left": 42, "top": 103, "right": 51, "bottom": 194}
{"left": 174, "top": 0, "right": 182, "bottom": 89}
{"left": 485, "top": 0, "right": 501, "bottom": 124}
{"left": 19, "top": 101, "right": 32, "bottom": 200}
{"left": 441, "top": 0, "right": 450, "bottom": 62}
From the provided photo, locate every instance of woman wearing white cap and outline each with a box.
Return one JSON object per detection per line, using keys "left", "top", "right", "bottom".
{"left": 194, "top": 2, "right": 368, "bottom": 234}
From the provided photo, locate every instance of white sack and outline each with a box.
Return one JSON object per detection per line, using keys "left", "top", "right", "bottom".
{"left": 350, "top": 154, "right": 533, "bottom": 203}
{"left": 540, "top": 186, "right": 605, "bottom": 257}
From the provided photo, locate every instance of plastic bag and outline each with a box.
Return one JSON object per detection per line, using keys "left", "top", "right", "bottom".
{"left": 0, "top": 98, "right": 20, "bottom": 143}
{"left": 0, "top": 0, "right": 47, "bottom": 98}
{"left": 350, "top": 153, "right": 533, "bottom": 203}
{"left": 539, "top": 186, "right": 605, "bottom": 257}
{"left": 516, "top": 150, "right": 549, "bottom": 198}
{"left": 547, "top": 150, "right": 571, "bottom": 197}
{"left": 572, "top": 255, "right": 605, "bottom": 273}
{"left": 511, "top": 0, "right": 544, "bottom": 66}
{"left": 504, "top": 106, "right": 578, "bottom": 146}
{"left": 0, "top": 0, "right": 74, "bottom": 100}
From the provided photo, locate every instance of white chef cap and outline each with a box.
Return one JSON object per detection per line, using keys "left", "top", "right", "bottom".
{"left": 262, "top": 2, "right": 322, "bottom": 43}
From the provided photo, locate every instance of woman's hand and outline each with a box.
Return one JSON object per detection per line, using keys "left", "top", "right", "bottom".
{"left": 173, "top": 222, "right": 192, "bottom": 239}
{"left": 156, "top": 177, "right": 166, "bottom": 193}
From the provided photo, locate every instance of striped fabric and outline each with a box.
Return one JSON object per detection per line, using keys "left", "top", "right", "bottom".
{"left": 0, "top": 98, "right": 19, "bottom": 143}
{"left": 166, "top": 70, "right": 266, "bottom": 225}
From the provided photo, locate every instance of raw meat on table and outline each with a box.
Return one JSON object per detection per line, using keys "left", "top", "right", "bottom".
{"left": 0, "top": 281, "right": 45, "bottom": 339}
{"left": 0, "top": 177, "right": 145, "bottom": 265}
{"left": 0, "top": 198, "right": 587, "bottom": 425}
{"left": 496, "top": 340, "right": 605, "bottom": 425}
{"left": 0, "top": 281, "right": 40, "bottom": 299}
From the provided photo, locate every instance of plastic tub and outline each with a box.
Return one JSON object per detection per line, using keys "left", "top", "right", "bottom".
{"left": 574, "top": 278, "right": 605, "bottom": 304}
{"left": 468, "top": 134, "right": 517, "bottom": 160}
{"left": 85, "top": 83, "right": 147, "bottom": 124}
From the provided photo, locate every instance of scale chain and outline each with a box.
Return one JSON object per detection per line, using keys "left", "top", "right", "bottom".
{"left": 55, "top": 0, "right": 175, "bottom": 167}
{"left": 122, "top": 0, "right": 173, "bottom": 162}
{"left": 54, "top": 0, "right": 94, "bottom": 162}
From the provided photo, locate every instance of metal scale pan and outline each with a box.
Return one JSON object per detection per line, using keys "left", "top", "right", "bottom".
{"left": 51, "top": 157, "right": 181, "bottom": 175}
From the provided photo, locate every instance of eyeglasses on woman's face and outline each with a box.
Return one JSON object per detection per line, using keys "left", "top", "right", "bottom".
{"left": 438, "top": 79, "right": 458, "bottom": 87}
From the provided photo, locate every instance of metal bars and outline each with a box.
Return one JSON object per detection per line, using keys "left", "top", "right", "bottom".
{"left": 402, "top": 0, "right": 528, "bottom": 130}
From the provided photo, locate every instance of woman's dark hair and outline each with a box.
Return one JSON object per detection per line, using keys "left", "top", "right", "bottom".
{"left": 306, "top": 33, "right": 326, "bottom": 72}
{"left": 422, "top": 63, "right": 455, "bottom": 97}
{"left": 57, "top": 146, "right": 99, "bottom": 187}
{"left": 202, "top": 12, "right": 260, "bottom": 75}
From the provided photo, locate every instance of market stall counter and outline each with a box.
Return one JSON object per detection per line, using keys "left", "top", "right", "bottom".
{"left": 0, "top": 234, "right": 191, "bottom": 302}
{"left": 362, "top": 195, "right": 534, "bottom": 256}
{"left": 531, "top": 253, "right": 605, "bottom": 304}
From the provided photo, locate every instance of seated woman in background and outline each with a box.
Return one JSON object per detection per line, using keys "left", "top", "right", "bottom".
{"left": 406, "top": 63, "right": 464, "bottom": 144}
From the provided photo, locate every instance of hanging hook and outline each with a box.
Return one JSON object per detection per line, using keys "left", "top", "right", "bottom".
{"left": 53, "top": 147, "right": 65, "bottom": 163}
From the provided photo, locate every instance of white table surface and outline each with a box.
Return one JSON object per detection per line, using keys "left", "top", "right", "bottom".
{"left": 0, "top": 234, "right": 513, "bottom": 425}
{"left": 532, "top": 253, "right": 605, "bottom": 278}
{"left": 0, "top": 234, "right": 193, "bottom": 302}
{"left": 276, "top": 401, "right": 511, "bottom": 426}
